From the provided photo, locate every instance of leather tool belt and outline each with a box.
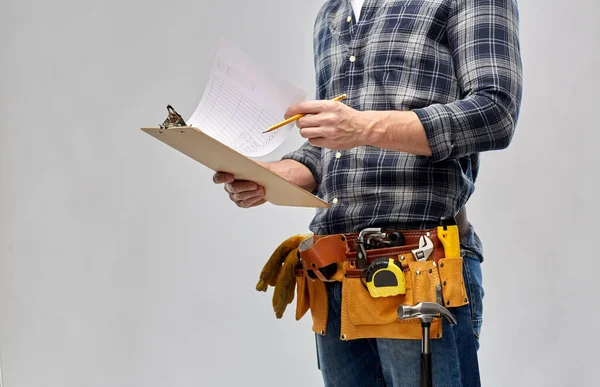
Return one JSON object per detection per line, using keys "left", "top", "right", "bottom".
{"left": 293, "top": 210, "right": 471, "bottom": 342}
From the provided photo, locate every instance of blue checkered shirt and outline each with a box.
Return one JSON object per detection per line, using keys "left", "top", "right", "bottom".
{"left": 282, "top": 0, "right": 523, "bottom": 250}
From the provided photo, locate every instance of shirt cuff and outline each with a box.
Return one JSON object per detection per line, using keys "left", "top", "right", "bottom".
{"left": 280, "top": 146, "right": 322, "bottom": 194}
{"left": 413, "top": 104, "right": 455, "bottom": 163}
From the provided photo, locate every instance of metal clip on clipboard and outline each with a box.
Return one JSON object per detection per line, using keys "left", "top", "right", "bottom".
{"left": 159, "top": 105, "right": 187, "bottom": 129}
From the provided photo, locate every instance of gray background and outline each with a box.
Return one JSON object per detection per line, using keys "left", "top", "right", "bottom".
{"left": 1, "top": 0, "right": 598, "bottom": 386}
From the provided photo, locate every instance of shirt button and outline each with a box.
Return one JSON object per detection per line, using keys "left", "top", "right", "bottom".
{"left": 335, "top": 151, "right": 342, "bottom": 159}
{"left": 332, "top": 198, "right": 339, "bottom": 204}
{"left": 349, "top": 55, "right": 356, "bottom": 63}
{"left": 347, "top": 16, "right": 352, "bottom": 22}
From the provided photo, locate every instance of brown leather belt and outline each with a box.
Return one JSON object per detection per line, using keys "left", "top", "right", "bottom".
{"left": 297, "top": 208, "right": 470, "bottom": 281}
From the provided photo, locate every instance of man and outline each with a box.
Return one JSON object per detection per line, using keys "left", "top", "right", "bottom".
{"left": 214, "top": 0, "right": 523, "bottom": 385}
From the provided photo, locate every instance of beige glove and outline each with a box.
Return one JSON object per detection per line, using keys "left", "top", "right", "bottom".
{"left": 256, "top": 234, "right": 311, "bottom": 318}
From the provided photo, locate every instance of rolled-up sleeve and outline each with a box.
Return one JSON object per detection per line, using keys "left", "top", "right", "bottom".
{"left": 412, "top": 0, "right": 524, "bottom": 162}
{"left": 281, "top": 141, "right": 323, "bottom": 188}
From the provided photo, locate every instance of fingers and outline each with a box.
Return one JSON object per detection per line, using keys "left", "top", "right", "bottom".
{"left": 213, "top": 172, "right": 266, "bottom": 208}
{"left": 228, "top": 186, "right": 264, "bottom": 201}
{"left": 296, "top": 112, "right": 336, "bottom": 129}
{"left": 308, "top": 137, "right": 326, "bottom": 148}
{"left": 299, "top": 127, "right": 323, "bottom": 139}
{"left": 213, "top": 172, "right": 234, "bottom": 184}
{"left": 272, "top": 247, "right": 300, "bottom": 318}
{"left": 224, "top": 180, "right": 259, "bottom": 194}
{"left": 284, "top": 100, "right": 336, "bottom": 119}
{"left": 296, "top": 126, "right": 326, "bottom": 146}
{"left": 229, "top": 187, "right": 266, "bottom": 208}
{"left": 225, "top": 182, "right": 265, "bottom": 207}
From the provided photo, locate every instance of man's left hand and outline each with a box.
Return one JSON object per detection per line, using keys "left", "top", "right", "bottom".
{"left": 285, "top": 100, "right": 370, "bottom": 150}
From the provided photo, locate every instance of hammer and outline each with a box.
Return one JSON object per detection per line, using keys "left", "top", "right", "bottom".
{"left": 398, "top": 302, "right": 457, "bottom": 387}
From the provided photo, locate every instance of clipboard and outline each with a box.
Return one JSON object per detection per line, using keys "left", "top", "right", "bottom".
{"left": 141, "top": 106, "right": 330, "bottom": 209}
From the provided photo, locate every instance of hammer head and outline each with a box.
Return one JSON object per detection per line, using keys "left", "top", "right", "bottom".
{"left": 398, "top": 302, "right": 457, "bottom": 325}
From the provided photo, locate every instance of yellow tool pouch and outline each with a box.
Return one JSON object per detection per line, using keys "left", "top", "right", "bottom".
{"left": 292, "top": 230, "right": 470, "bottom": 341}
{"left": 339, "top": 261, "right": 438, "bottom": 341}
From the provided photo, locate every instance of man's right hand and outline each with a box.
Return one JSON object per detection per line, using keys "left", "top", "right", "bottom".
{"left": 212, "top": 159, "right": 317, "bottom": 208}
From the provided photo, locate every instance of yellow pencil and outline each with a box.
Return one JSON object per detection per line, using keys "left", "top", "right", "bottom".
{"left": 262, "top": 94, "right": 347, "bottom": 134}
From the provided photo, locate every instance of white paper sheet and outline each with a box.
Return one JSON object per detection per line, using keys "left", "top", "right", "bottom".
{"left": 187, "top": 39, "right": 307, "bottom": 158}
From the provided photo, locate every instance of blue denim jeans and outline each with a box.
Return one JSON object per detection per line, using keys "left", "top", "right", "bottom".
{"left": 315, "top": 253, "right": 484, "bottom": 387}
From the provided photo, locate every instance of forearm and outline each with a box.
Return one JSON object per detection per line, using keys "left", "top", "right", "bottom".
{"left": 266, "top": 159, "right": 318, "bottom": 193}
{"left": 361, "top": 110, "right": 433, "bottom": 156}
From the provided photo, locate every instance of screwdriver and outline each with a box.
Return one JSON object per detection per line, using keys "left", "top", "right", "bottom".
{"left": 437, "top": 217, "right": 461, "bottom": 258}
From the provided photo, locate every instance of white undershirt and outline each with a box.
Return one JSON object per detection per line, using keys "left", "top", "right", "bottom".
{"left": 351, "top": 0, "right": 365, "bottom": 21}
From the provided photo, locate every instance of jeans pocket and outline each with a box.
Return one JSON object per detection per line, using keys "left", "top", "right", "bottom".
{"left": 462, "top": 254, "right": 484, "bottom": 342}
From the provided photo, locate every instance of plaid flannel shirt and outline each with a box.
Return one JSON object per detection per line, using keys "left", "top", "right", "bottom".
{"left": 283, "top": 0, "right": 523, "bottom": 243}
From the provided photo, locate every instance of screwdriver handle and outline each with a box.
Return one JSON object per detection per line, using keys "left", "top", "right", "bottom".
{"left": 437, "top": 221, "right": 461, "bottom": 258}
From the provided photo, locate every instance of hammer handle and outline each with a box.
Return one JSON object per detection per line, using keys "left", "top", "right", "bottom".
{"left": 421, "top": 353, "right": 432, "bottom": 387}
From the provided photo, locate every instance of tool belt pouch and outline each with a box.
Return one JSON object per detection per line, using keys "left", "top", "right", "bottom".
{"left": 295, "top": 230, "right": 469, "bottom": 341}
{"left": 295, "top": 275, "right": 329, "bottom": 334}
{"left": 437, "top": 256, "right": 470, "bottom": 308}
{"left": 341, "top": 259, "right": 439, "bottom": 341}
{"left": 300, "top": 235, "right": 347, "bottom": 282}
{"left": 294, "top": 235, "right": 347, "bottom": 334}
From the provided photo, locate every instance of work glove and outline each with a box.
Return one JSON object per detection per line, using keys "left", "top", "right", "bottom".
{"left": 256, "top": 234, "right": 311, "bottom": 318}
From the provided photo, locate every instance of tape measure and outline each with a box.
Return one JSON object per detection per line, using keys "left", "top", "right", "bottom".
{"left": 362, "top": 257, "right": 406, "bottom": 298}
